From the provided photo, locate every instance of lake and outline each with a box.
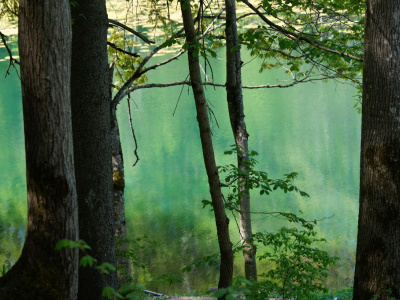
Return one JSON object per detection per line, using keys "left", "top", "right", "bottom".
{"left": 0, "top": 31, "right": 360, "bottom": 295}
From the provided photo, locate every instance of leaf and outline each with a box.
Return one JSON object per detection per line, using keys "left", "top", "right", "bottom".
{"left": 79, "top": 255, "right": 97, "bottom": 267}
{"left": 212, "top": 288, "right": 227, "bottom": 298}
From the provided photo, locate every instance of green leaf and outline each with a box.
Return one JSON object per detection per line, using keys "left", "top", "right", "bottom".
{"left": 212, "top": 288, "right": 227, "bottom": 298}
{"left": 102, "top": 286, "right": 117, "bottom": 299}
{"left": 79, "top": 255, "right": 97, "bottom": 267}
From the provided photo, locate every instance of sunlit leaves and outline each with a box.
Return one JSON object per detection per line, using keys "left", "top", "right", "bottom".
{"left": 108, "top": 28, "right": 148, "bottom": 89}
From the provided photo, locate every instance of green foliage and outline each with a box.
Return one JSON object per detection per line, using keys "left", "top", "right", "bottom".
{"left": 108, "top": 28, "right": 148, "bottom": 89}
{"left": 1, "top": 263, "right": 9, "bottom": 276}
{"left": 313, "top": 286, "right": 353, "bottom": 299}
{"left": 252, "top": 225, "right": 339, "bottom": 299}
{"left": 149, "top": 273, "right": 183, "bottom": 288}
{"left": 181, "top": 252, "right": 219, "bottom": 273}
{"left": 56, "top": 239, "right": 151, "bottom": 300}
{"left": 117, "top": 235, "right": 156, "bottom": 270}
{"left": 216, "top": 145, "right": 309, "bottom": 213}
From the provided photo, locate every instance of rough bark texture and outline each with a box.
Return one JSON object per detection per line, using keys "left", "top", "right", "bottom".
{"left": 180, "top": 0, "right": 234, "bottom": 289}
{"left": 225, "top": 0, "right": 257, "bottom": 281}
{"left": 110, "top": 65, "right": 131, "bottom": 285}
{"left": 353, "top": 1, "right": 400, "bottom": 299}
{"left": 71, "top": 1, "right": 118, "bottom": 298}
{"left": 0, "top": 1, "right": 79, "bottom": 298}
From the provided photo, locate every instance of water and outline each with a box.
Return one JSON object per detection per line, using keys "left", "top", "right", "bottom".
{"left": 0, "top": 37, "right": 360, "bottom": 294}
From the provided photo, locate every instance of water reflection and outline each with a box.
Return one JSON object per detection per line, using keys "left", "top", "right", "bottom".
{"left": 0, "top": 39, "right": 360, "bottom": 294}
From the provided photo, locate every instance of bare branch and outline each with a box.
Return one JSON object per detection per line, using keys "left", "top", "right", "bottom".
{"left": 108, "top": 19, "right": 155, "bottom": 45}
{"left": 0, "top": 30, "right": 20, "bottom": 78}
{"left": 127, "top": 95, "right": 140, "bottom": 167}
{"left": 107, "top": 42, "right": 140, "bottom": 57}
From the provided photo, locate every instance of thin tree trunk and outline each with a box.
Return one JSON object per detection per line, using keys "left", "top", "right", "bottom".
{"left": 180, "top": 0, "right": 234, "bottom": 289}
{"left": 110, "top": 64, "right": 131, "bottom": 285}
{"left": 353, "top": 1, "right": 400, "bottom": 299}
{"left": 225, "top": 0, "right": 257, "bottom": 281}
{"left": 71, "top": 1, "right": 118, "bottom": 298}
{"left": 0, "top": 1, "right": 78, "bottom": 298}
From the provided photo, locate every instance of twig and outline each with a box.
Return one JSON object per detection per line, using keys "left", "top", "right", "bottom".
{"left": 127, "top": 95, "right": 140, "bottom": 167}
{"left": 0, "top": 31, "right": 20, "bottom": 78}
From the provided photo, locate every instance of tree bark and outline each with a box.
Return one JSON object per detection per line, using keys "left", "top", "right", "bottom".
{"left": 180, "top": 0, "right": 234, "bottom": 289}
{"left": 71, "top": 1, "right": 118, "bottom": 298}
{"left": 225, "top": 0, "right": 257, "bottom": 281}
{"left": 353, "top": 1, "right": 400, "bottom": 299}
{"left": 0, "top": 1, "right": 78, "bottom": 298}
{"left": 110, "top": 64, "right": 131, "bottom": 285}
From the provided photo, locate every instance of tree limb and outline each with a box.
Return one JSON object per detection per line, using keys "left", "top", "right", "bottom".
{"left": 108, "top": 19, "right": 155, "bottom": 45}
{"left": 240, "top": 0, "right": 363, "bottom": 62}
{"left": 0, "top": 30, "right": 20, "bottom": 78}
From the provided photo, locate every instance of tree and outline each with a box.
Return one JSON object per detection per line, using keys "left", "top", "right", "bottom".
{"left": 0, "top": 0, "right": 79, "bottom": 298}
{"left": 353, "top": 1, "right": 400, "bottom": 299}
{"left": 180, "top": 0, "right": 234, "bottom": 289}
{"left": 70, "top": 0, "right": 118, "bottom": 297}
{"left": 224, "top": 0, "right": 257, "bottom": 281}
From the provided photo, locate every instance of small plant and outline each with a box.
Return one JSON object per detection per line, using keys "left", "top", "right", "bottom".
{"left": 56, "top": 240, "right": 150, "bottom": 299}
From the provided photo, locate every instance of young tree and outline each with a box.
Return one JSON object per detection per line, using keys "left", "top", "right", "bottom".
{"left": 0, "top": 0, "right": 78, "bottom": 298}
{"left": 70, "top": 0, "right": 118, "bottom": 297}
{"left": 353, "top": 1, "right": 400, "bottom": 299}
{"left": 224, "top": 0, "right": 257, "bottom": 281}
{"left": 180, "top": 0, "right": 234, "bottom": 289}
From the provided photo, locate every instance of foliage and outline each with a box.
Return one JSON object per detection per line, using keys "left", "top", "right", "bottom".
{"left": 313, "top": 286, "right": 353, "bottom": 299}
{"left": 56, "top": 240, "right": 152, "bottom": 299}
{"left": 200, "top": 147, "right": 338, "bottom": 299}
{"left": 0, "top": 0, "right": 18, "bottom": 19}
{"left": 240, "top": 0, "right": 364, "bottom": 81}
{"left": 117, "top": 235, "right": 157, "bottom": 270}
{"left": 108, "top": 28, "right": 148, "bottom": 89}
{"left": 208, "top": 145, "right": 309, "bottom": 213}
{"left": 181, "top": 252, "right": 219, "bottom": 273}
{"left": 252, "top": 224, "right": 339, "bottom": 299}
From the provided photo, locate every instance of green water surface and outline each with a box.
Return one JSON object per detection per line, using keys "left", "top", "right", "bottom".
{"left": 0, "top": 39, "right": 360, "bottom": 294}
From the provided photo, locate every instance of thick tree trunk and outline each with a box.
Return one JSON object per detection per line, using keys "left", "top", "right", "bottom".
{"left": 0, "top": 1, "right": 79, "bottom": 298}
{"left": 71, "top": 1, "right": 118, "bottom": 298}
{"left": 225, "top": 0, "right": 257, "bottom": 281}
{"left": 353, "top": 1, "right": 400, "bottom": 299}
{"left": 180, "top": 0, "right": 234, "bottom": 289}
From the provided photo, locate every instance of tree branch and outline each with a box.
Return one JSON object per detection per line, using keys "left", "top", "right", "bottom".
{"left": 108, "top": 19, "right": 155, "bottom": 45}
{"left": 240, "top": 0, "right": 363, "bottom": 62}
{"left": 0, "top": 30, "right": 20, "bottom": 78}
{"left": 107, "top": 42, "right": 140, "bottom": 57}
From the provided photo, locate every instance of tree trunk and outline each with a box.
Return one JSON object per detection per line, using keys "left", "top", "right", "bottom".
{"left": 225, "top": 0, "right": 257, "bottom": 281}
{"left": 110, "top": 64, "right": 131, "bottom": 285}
{"left": 353, "top": 1, "right": 400, "bottom": 299}
{"left": 180, "top": 0, "right": 233, "bottom": 289}
{"left": 71, "top": 1, "right": 118, "bottom": 298}
{"left": 0, "top": 1, "right": 79, "bottom": 298}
